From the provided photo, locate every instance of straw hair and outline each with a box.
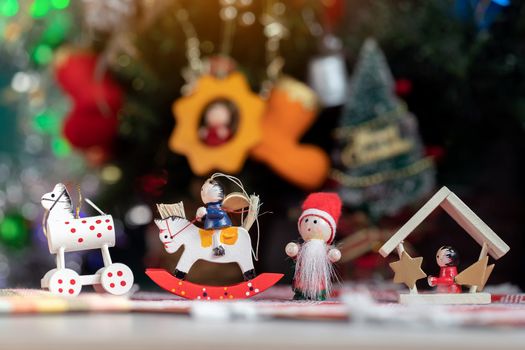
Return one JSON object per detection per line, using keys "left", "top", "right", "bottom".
{"left": 156, "top": 202, "right": 186, "bottom": 219}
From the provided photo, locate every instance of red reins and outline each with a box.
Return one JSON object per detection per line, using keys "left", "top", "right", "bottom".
{"left": 166, "top": 218, "right": 198, "bottom": 239}
{"left": 164, "top": 208, "right": 248, "bottom": 240}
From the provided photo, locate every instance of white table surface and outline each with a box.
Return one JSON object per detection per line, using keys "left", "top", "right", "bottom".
{"left": 1, "top": 313, "right": 524, "bottom": 350}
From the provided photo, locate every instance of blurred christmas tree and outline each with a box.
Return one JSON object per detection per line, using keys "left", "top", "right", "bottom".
{"left": 0, "top": 0, "right": 96, "bottom": 287}
{"left": 332, "top": 38, "right": 435, "bottom": 220}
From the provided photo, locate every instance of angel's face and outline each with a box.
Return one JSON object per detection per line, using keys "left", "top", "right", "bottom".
{"left": 205, "top": 103, "right": 231, "bottom": 127}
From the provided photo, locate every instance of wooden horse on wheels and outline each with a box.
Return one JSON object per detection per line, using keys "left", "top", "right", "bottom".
{"left": 40, "top": 183, "right": 134, "bottom": 296}
{"left": 146, "top": 180, "right": 283, "bottom": 300}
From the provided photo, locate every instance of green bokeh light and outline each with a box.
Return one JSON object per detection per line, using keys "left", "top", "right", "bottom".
{"left": 51, "top": 0, "right": 69, "bottom": 10}
{"left": 30, "top": 0, "right": 51, "bottom": 18}
{"left": 0, "top": 0, "right": 19, "bottom": 17}
{"left": 41, "top": 12, "right": 71, "bottom": 46}
{"left": 33, "top": 110, "right": 60, "bottom": 134}
{"left": 32, "top": 44, "right": 53, "bottom": 65}
{"left": 0, "top": 214, "right": 28, "bottom": 249}
{"left": 51, "top": 137, "right": 71, "bottom": 157}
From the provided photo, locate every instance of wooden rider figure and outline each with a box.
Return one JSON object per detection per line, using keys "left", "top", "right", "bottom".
{"left": 196, "top": 178, "right": 232, "bottom": 257}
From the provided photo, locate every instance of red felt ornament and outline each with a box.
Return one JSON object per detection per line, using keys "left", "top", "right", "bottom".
{"left": 355, "top": 253, "right": 384, "bottom": 270}
{"left": 395, "top": 78, "right": 413, "bottom": 97}
{"left": 55, "top": 49, "right": 123, "bottom": 159}
{"left": 425, "top": 145, "right": 446, "bottom": 163}
{"left": 322, "top": 0, "right": 345, "bottom": 31}
{"left": 138, "top": 170, "right": 168, "bottom": 197}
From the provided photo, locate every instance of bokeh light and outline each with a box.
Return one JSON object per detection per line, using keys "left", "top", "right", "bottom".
{"left": 0, "top": 214, "right": 28, "bottom": 249}
{"left": 0, "top": 0, "right": 19, "bottom": 17}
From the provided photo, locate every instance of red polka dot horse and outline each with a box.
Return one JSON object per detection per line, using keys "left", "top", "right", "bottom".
{"left": 40, "top": 183, "right": 134, "bottom": 296}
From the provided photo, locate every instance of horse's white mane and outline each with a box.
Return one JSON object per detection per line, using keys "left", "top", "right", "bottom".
{"left": 48, "top": 183, "right": 74, "bottom": 216}
{"left": 58, "top": 185, "right": 73, "bottom": 210}
{"left": 42, "top": 183, "right": 75, "bottom": 233}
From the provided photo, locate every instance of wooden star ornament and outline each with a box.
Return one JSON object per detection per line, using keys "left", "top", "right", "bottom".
{"left": 455, "top": 256, "right": 494, "bottom": 292}
{"left": 389, "top": 251, "right": 427, "bottom": 289}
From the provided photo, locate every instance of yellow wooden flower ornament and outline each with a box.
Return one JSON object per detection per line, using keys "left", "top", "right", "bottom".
{"left": 169, "top": 73, "right": 265, "bottom": 175}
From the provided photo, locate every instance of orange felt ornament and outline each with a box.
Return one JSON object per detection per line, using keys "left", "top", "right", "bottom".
{"left": 169, "top": 73, "right": 265, "bottom": 175}
{"left": 250, "top": 77, "right": 330, "bottom": 190}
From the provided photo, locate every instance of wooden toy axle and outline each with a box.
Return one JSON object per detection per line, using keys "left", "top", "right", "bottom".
{"left": 42, "top": 272, "right": 102, "bottom": 288}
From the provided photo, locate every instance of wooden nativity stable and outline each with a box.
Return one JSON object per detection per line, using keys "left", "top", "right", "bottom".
{"left": 379, "top": 186, "right": 510, "bottom": 305}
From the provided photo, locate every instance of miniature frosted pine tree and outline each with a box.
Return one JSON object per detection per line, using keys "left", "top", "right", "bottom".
{"left": 332, "top": 38, "right": 435, "bottom": 220}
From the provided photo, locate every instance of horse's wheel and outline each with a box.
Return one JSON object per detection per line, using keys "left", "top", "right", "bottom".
{"left": 100, "top": 263, "right": 134, "bottom": 295}
{"left": 48, "top": 269, "right": 82, "bottom": 296}
{"left": 41, "top": 268, "right": 57, "bottom": 288}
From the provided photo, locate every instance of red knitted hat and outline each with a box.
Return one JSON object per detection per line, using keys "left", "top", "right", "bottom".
{"left": 298, "top": 192, "right": 342, "bottom": 244}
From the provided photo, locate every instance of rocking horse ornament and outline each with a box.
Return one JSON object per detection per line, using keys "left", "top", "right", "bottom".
{"left": 146, "top": 173, "right": 283, "bottom": 300}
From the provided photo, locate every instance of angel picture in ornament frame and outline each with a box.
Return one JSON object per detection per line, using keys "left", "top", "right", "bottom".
{"left": 168, "top": 1, "right": 331, "bottom": 190}
{"left": 170, "top": 72, "right": 265, "bottom": 176}
{"left": 167, "top": 0, "right": 265, "bottom": 176}
{"left": 146, "top": 173, "right": 283, "bottom": 300}
{"left": 198, "top": 97, "right": 239, "bottom": 147}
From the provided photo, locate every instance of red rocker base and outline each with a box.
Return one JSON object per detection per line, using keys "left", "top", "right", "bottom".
{"left": 146, "top": 268, "right": 283, "bottom": 300}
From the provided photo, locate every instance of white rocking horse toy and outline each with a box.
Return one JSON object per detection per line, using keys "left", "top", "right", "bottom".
{"left": 40, "top": 183, "right": 134, "bottom": 296}
{"left": 146, "top": 174, "right": 283, "bottom": 300}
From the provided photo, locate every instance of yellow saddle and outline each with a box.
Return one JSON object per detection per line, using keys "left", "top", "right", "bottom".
{"left": 199, "top": 227, "right": 239, "bottom": 248}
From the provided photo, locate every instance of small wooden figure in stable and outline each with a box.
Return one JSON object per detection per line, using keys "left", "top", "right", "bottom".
{"left": 428, "top": 246, "right": 461, "bottom": 293}
{"left": 196, "top": 177, "right": 232, "bottom": 257}
{"left": 285, "top": 192, "right": 342, "bottom": 301}
{"left": 379, "top": 186, "right": 510, "bottom": 305}
{"left": 146, "top": 173, "right": 283, "bottom": 300}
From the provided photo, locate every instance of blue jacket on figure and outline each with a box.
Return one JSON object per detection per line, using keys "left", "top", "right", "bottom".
{"left": 203, "top": 201, "right": 232, "bottom": 230}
